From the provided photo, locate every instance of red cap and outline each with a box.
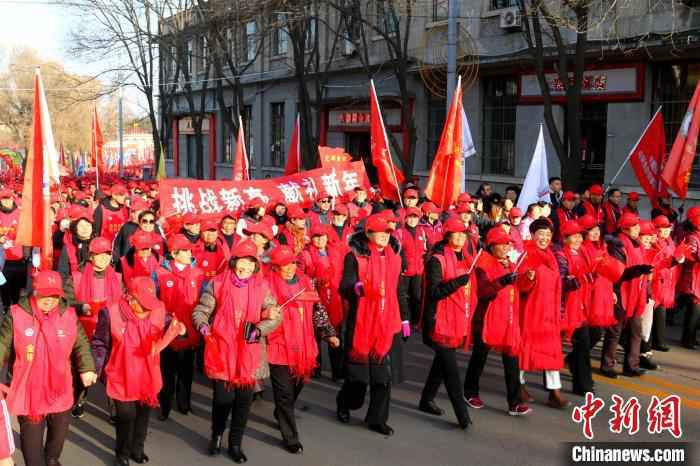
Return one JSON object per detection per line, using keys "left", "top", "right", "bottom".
{"left": 310, "top": 224, "right": 329, "bottom": 237}
{"left": 261, "top": 215, "right": 276, "bottom": 227}
{"left": 589, "top": 185, "right": 604, "bottom": 196}
{"left": 0, "top": 189, "right": 13, "bottom": 200}
{"left": 89, "top": 237, "right": 112, "bottom": 254}
{"left": 403, "top": 188, "right": 419, "bottom": 199}
{"left": 244, "top": 221, "right": 274, "bottom": 240}
{"left": 560, "top": 220, "right": 582, "bottom": 237}
{"left": 69, "top": 205, "right": 93, "bottom": 222}
{"left": 404, "top": 207, "right": 422, "bottom": 218}
{"left": 365, "top": 214, "right": 394, "bottom": 233}
{"left": 111, "top": 184, "right": 128, "bottom": 196}
{"left": 33, "top": 270, "right": 64, "bottom": 297}
{"left": 379, "top": 209, "right": 399, "bottom": 223}
{"left": 508, "top": 207, "right": 523, "bottom": 219}
{"left": 270, "top": 245, "right": 297, "bottom": 267}
{"left": 562, "top": 191, "right": 576, "bottom": 202}
{"left": 182, "top": 213, "right": 199, "bottom": 225}
{"left": 628, "top": 191, "right": 640, "bottom": 201}
{"left": 639, "top": 220, "right": 656, "bottom": 236}
{"left": 421, "top": 202, "right": 440, "bottom": 215}
{"left": 127, "top": 276, "right": 162, "bottom": 311}
{"left": 200, "top": 219, "right": 219, "bottom": 232}
{"left": 485, "top": 226, "right": 511, "bottom": 246}
{"left": 578, "top": 214, "right": 598, "bottom": 231}
{"left": 168, "top": 233, "right": 193, "bottom": 251}
{"left": 286, "top": 205, "right": 305, "bottom": 219}
{"left": 72, "top": 191, "right": 87, "bottom": 201}
{"left": 248, "top": 198, "right": 265, "bottom": 210}
{"left": 653, "top": 215, "right": 672, "bottom": 229}
{"left": 333, "top": 204, "right": 349, "bottom": 216}
{"left": 457, "top": 192, "right": 472, "bottom": 203}
{"left": 455, "top": 204, "right": 472, "bottom": 214}
{"left": 131, "top": 230, "right": 155, "bottom": 250}
{"left": 443, "top": 217, "right": 468, "bottom": 234}
{"left": 618, "top": 212, "right": 640, "bottom": 229}
{"left": 231, "top": 239, "right": 258, "bottom": 259}
{"left": 130, "top": 197, "right": 150, "bottom": 212}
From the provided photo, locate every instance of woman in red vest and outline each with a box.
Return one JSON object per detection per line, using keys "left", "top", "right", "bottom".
{"left": 192, "top": 240, "right": 281, "bottom": 463}
{"left": 464, "top": 226, "right": 533, "bottom": 416}
{"left": 194, "top": 219, "right": 228, "bottom": 281}
{"left": 120, "top": 230, "right": 160, "bottom": 285}
{"left": 69, "top": 236, "right": 123, "bottom": 419}
{"left": 267, "top": 245, "right": 338, "bottom": 453}
{"left": 92, "top": 276, "right": 185, "bottom": 466}
{"left": 395, "top": 207, "right": 427, "bottom": 325}
{"left": 650, "top": 215, "right": 683, "bottom": 351}
{"left": 0, "top": 271, "right": 97, "bottom": 466}
{"left": 419, "top": 218, "right": 475, "bottom": 429}
{"left": 57, "top": 206, "right": 95, "bottom": 278}
{"left": 154, "top": 234, "right": 205, "bottom": 420}
{"left": 518, "top": 218, "right": 568, "bottom": 408}
{"left": 93, "top": 184, "right": 129, "bottom": 243}
{"left": 555, "top": 220, "right": 591, "bottom": 340}
{"left": 276, "top": 205, "right": 308, "bottom": 255}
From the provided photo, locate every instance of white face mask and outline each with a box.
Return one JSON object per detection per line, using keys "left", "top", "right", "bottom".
{"left": 59, "top": 218, "right": 70, "bottom": 231}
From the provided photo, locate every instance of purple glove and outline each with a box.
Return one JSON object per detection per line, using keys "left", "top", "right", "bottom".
{"left": 401, "top": 321, "right": 411, "bottom": 340}
{"left": 354, "top": 281, "right": 365, "bottom": 297}
{"left": 246, "top": 327, "right": 260, "bottom": 343}
{"left": 199, "top": 324, "right": 211, "bottom": 337}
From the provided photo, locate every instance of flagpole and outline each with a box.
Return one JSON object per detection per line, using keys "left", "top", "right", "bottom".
{"left": 607, "top": 106, "right": 663, "bottom": 190}
{"left": 296, "top": 113, "right": 301, "bottom": 170}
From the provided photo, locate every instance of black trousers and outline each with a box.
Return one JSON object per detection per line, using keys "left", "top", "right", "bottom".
{"left": 420, "top": 345, "right": 470, "bottom": 424}
{"left": 158, "top": 347, "right": 195, "bottom": 416}
{"left": 114, "top": 400, "right": 150, "bottom": 460}
{"left": 651, "top": 306, "right": 667, "bottom": 348}
{"left": 72, "top": 364, "right": 88, "bottom": 407}
{"left": 1, "top": 259, "right": 26, "bottom": 311}
{"left": 681, "top": 294, "right": 700, "bottom": 347}
{"left": 18, "top": 409, "right": 71, "bottom": 466}
{"left": 464, "top": 331, "right": 520, "bottom": 408}
{"left": 328, "top": 336, "right": 345, "bottom": 380}
{"left": 269, "top": 364, "right": 304, "bottom": 446}
{"left": 568, "top": 326, "right": 603, "bottom": 393}
{"left": 602, "top": 315, "right": 642, "bottom": 371}
{"left": 337, "top": 380, "right": 391, "bottom": 425}
{"left": 406, "top": 275, "right": 422, "bottom": 325}
{"left": 211, "top": 380, "right": 254, "bottom": 447}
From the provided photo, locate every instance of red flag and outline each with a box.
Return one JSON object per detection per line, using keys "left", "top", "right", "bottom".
{"left": 369, "top": 80, "right": 404, "bottom": 202}
{"left": 232, "top": 115, "right": 250, "bottom": 181}
{"left": 629, "top": 108, "right": 668, "bottom": 208}
{"left": 16, "top": 69, "right": 53, "bottom": 270}
{"left": 91, "top": 106, "right": 104, "bottom": 174}
{"left": 425, "top": 77, "right": 464, "bottom": 209}
{"left": 662, "top": 81, "right": 700, "bottom": 199}
{"left": 284, "top": 113, "right": 301, "bottom": 175}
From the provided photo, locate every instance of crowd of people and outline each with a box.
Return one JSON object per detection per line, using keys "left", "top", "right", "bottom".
{"left": 0, "top": 173, "right": 694, "bottom": 466}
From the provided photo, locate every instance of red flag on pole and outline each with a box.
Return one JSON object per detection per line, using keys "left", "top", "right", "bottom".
{"left": 629, "top": 108, "right": 668, "bottom": 208}
{"left": 16, "top": 69, "right": 54, "bottom": 270}
{"left": 232, "top": 115, "right": 250, "bottom": 181}
{"left": 284, "top": 113, "right": 301, "bottom": 175}
{"left": 91, "top": 106, "right": 104, "bottom": 173}
{"left": 369, "top": 80, "right": 404, "bottom": 203}
{"left": 425, "top": 76, "right": 464, "bottom": 209}
{"left": 661, "top": 80, "right": 700, "bottom": 199}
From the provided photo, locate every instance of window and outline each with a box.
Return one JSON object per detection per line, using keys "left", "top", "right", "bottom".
{"left": 272, "top": 14, "right": 288, "bottom": 56}
{"left": 426, "top": 99, "right": 446, "bottom": 168}
{"left": 482, "top": 77, "right": 517, "bottom": 175}
{"left": 242, "top": 104, "right": 253, "bottom": 164}
{"left": 305, "top": 17, "right": 317, "bottom": 51}
{"left": 200, "top": 35, "right": 208, "bottom": 72}
{"left": 186, "top": 39, "right": 194, "bottom": 76}
{"left": 491, "top": 0, "right": 518, "bottom": 9}
{"left": 432, "top": 0, "right": 448, "bottom": 21}
{"left": 653, "top": 63, "right": 700, "bottom": 187}
{"left": 169, "top": 46, "right": 176, "bottom": 77}
{"left": 270, "top": 103, "right": 285, "bottom": 167}
{"left": 376, "top": 0, "right": 397, "bottom": 36}
{"left": 245, "top": 21, "right": 257, "bottom": 62}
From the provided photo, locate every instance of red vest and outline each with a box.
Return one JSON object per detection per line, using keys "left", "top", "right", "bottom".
{"left": 602, "top": 201, "right": 623, "bottom": 235}
{"left": 619, "top": 234, "right": 648, "bottom": 317}
{"left": 105, "top": 303, "right": 165, "bottom": 403}
{"left": 396, "top": 227, "right": 426, "bottom": 276}
{"left": 432, "top": 251, "right": 476, "bottom": 349}
{"left": 100, "top": 205, "right": 128, "bottom": 241}
{"left": 0, "top": 208, "right": 22, "bottom": 261}
{"left": 7, "top": 305, "right": 76, "bottom": 416}
{"left": 581, "top": 241, "right": 616, "bottom": 327}
{"left": 155, "top": 265, "right": 204, "bottom": 350}
{"left": 650, "top": 237, "right": 678, "bottom": 309}
{"left": 72, "top": 267, "right": 122, "bottom": 339}
{"left": 194, "top": 243, "right": 227, "bottom": 280}
{"left": 556, "top": 246, "right": 590, "bottom": 336}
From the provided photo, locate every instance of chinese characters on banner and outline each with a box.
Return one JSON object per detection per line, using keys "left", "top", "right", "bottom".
{"left": 572, "top": 393, "right": 682, "bottom": 440}
{"left": 159, "top": 161, "right": 371, "bottom": 218}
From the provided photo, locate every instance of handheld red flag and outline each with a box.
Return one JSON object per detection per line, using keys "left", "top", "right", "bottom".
{"left": 661, "top": 80, "right": 700, "bottom": 199}
{"left": 628, "top": 108, "right": 668, "bottom": 208}
{"left": 369, "top": 80, "right": 405, "bottom": 203}
{"left": 91, "top": 105, "right": 104, "bottom": 174}
{"left": 284, "top": 113, "right": 301, "bottom": 175}
{"left": 232, "top": 115, "right": 250, "bottom": 181}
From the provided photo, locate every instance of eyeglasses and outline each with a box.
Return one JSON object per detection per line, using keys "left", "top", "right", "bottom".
{"left": 319, "top": 199, "right": 331, "bottom": 204}
{"left": 141, "top": 219, "right": 156, "bottom": 225}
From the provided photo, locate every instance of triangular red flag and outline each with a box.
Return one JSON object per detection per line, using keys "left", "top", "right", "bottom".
{"left": 628, "top": 108, "right": 668, "bottom": 208}
{"left": 284, "top": 113, "right": 301, "bottom": 175}
{"left": 232, "top": 115, "right": 250, "bottom": 181}
{"left": 370, "top": 80, "right": 404, "bottom": 202}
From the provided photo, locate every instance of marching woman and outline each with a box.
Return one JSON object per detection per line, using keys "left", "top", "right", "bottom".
{"left": 336, "top": 214, "right": 409, "bottom": 436}
{"left": 395, "top": 207, "right": 427, "bottom": 326}
{"left": 419, "top": 218, "right": 475, "bottom": 429}
{"left": 192, "top": 239, "right": 281, "bottom": 463}
{"left": 464, "top": 226, "right": 532, "bottom": 416}
{"left": 276, "top": 205, "right": 308, "bottom": 255}
{"left": 69, "top": 236, "right": 123, "bottom": 419}
{"left": 554, "top": 221, "right": 591, "bottom": 342}
{"left": 0, "top": 271, "right": 97, "bottom": 466}
{"left": 518, "top": 218, "right": 567, "bottom": 408}
{"left": 194, "top": 219, "right": 228, "bottom": 281}
{"left": 120, "top": 230, "right": 160, "bottom": 284}
{"left": 154, "top": 234, "right": 205, "bottom": 420}
{"left": 91, "top": 276, "right": 186, "bottom": 466}
{"left": 267, "top": 245, "right": 339, "bottom": 453}
{"left": 57, "top": 206, "right": 94, "bottom": 278}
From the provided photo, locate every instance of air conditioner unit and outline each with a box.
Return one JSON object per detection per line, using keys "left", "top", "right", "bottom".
{"left": 342, "top": 39, "right": 356, "bottom": 56}
{"left": 499, "top": 8, "right": 521, "bottom": 29}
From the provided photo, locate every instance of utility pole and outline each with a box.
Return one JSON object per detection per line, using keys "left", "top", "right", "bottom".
{"left": 446, "top": 0, "right": 465, "bottom": 191}
{"left": 118, "top": 86, "right": 125, "bottom": 178}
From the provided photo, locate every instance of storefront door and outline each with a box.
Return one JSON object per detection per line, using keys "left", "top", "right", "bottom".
{"left": 579, "top": 103, "right": 607, "bottom": 186}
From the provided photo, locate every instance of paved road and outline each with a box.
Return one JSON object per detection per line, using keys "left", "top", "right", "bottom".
{"left": 13, "top": 322, "right": 700, "bottom": 466}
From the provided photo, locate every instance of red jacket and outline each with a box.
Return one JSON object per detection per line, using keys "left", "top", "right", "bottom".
{"left": 0, "top": 207, "right": 23, "bottom": 261}
{"left": 602, "top": 201, "right": 623, "bottom": 236}
{"left": 394, "top": 226, "right": 426, "bottom": 276}
{"left": 194, "top": 242, "right": 227, "bottom": 281}
{"left": 155, "top": 263, "right": 204, "bottom": 350}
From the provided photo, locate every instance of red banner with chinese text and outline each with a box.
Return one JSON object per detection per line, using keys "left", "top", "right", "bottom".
{"left": 159, "top": 161, "right": 370, "bottom": 218}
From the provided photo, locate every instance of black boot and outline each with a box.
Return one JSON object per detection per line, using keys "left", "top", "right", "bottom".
{"left": 208, "top": 434, "right": 222, "bottom": 456}
{"left": 652, "top": 307, "right": 669, "bottom": 351}
{"left": 228, "top": 446, "right": 247, "bottom": 464}
{"left": 418, "top": 399, "right": 444, "bottom": 416}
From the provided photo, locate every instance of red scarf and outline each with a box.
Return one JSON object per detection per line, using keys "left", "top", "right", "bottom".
{"left": 62, "top": 232, "right": 83, "bottom": 273}
{"left": 559, "top": 245, "right": 589, "bottom": 336}
{"left": 73, "top": 264, "right": 122, "bottom": 338}
{"left": 268, "top": 273, "right": 319, "bottom": 381}
{"left": 349, "top": 243, "right": 402, "bottom": 362}
{"left": 205, "top": 271, "right": 264, "bottom": 388}
{"left": 479, "top": 253, "right": 521, "bottom": 356}
{"left": 581, "top": 240, "right": 617, "bottom": 327}
{"left": 305, "top": 246, "right": 344, "bottom": 327}
{"left": 432, "top": 247, "right": 475, "bottom": 349}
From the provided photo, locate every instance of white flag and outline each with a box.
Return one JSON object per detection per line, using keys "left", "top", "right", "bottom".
{"left": 461, "top": 107, "right": 476, "bottom": 159}
{"left": 516, "top": 125, "right": 549, "bottom": 211}
{"left": 37, "top": 71, "right": 60, "bottom": 186}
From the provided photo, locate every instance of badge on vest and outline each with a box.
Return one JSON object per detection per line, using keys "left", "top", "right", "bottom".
{"left": 154, "top": 244, "right": 160, "bottom": 250}
{"left": 202, "top": 260, "right": 209, "bottom": 267}
{"left": 57, "top": 329, "right": 66, "bottom": 338}
{"left": 166, "top": 280, "right": 174, "bottom": 288}
{"left": 26, "top": 344, "right": 34, "bottom": 362}
{"left": 24, "top": 328, "right": 34, "bottom": 337}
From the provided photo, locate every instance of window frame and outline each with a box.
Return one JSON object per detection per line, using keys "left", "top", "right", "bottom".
{"left": 481, "top": 76, "right": 518, "bottom": 176}
{"left": 269, "top": 102, "right": 285, "bottom": 168}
